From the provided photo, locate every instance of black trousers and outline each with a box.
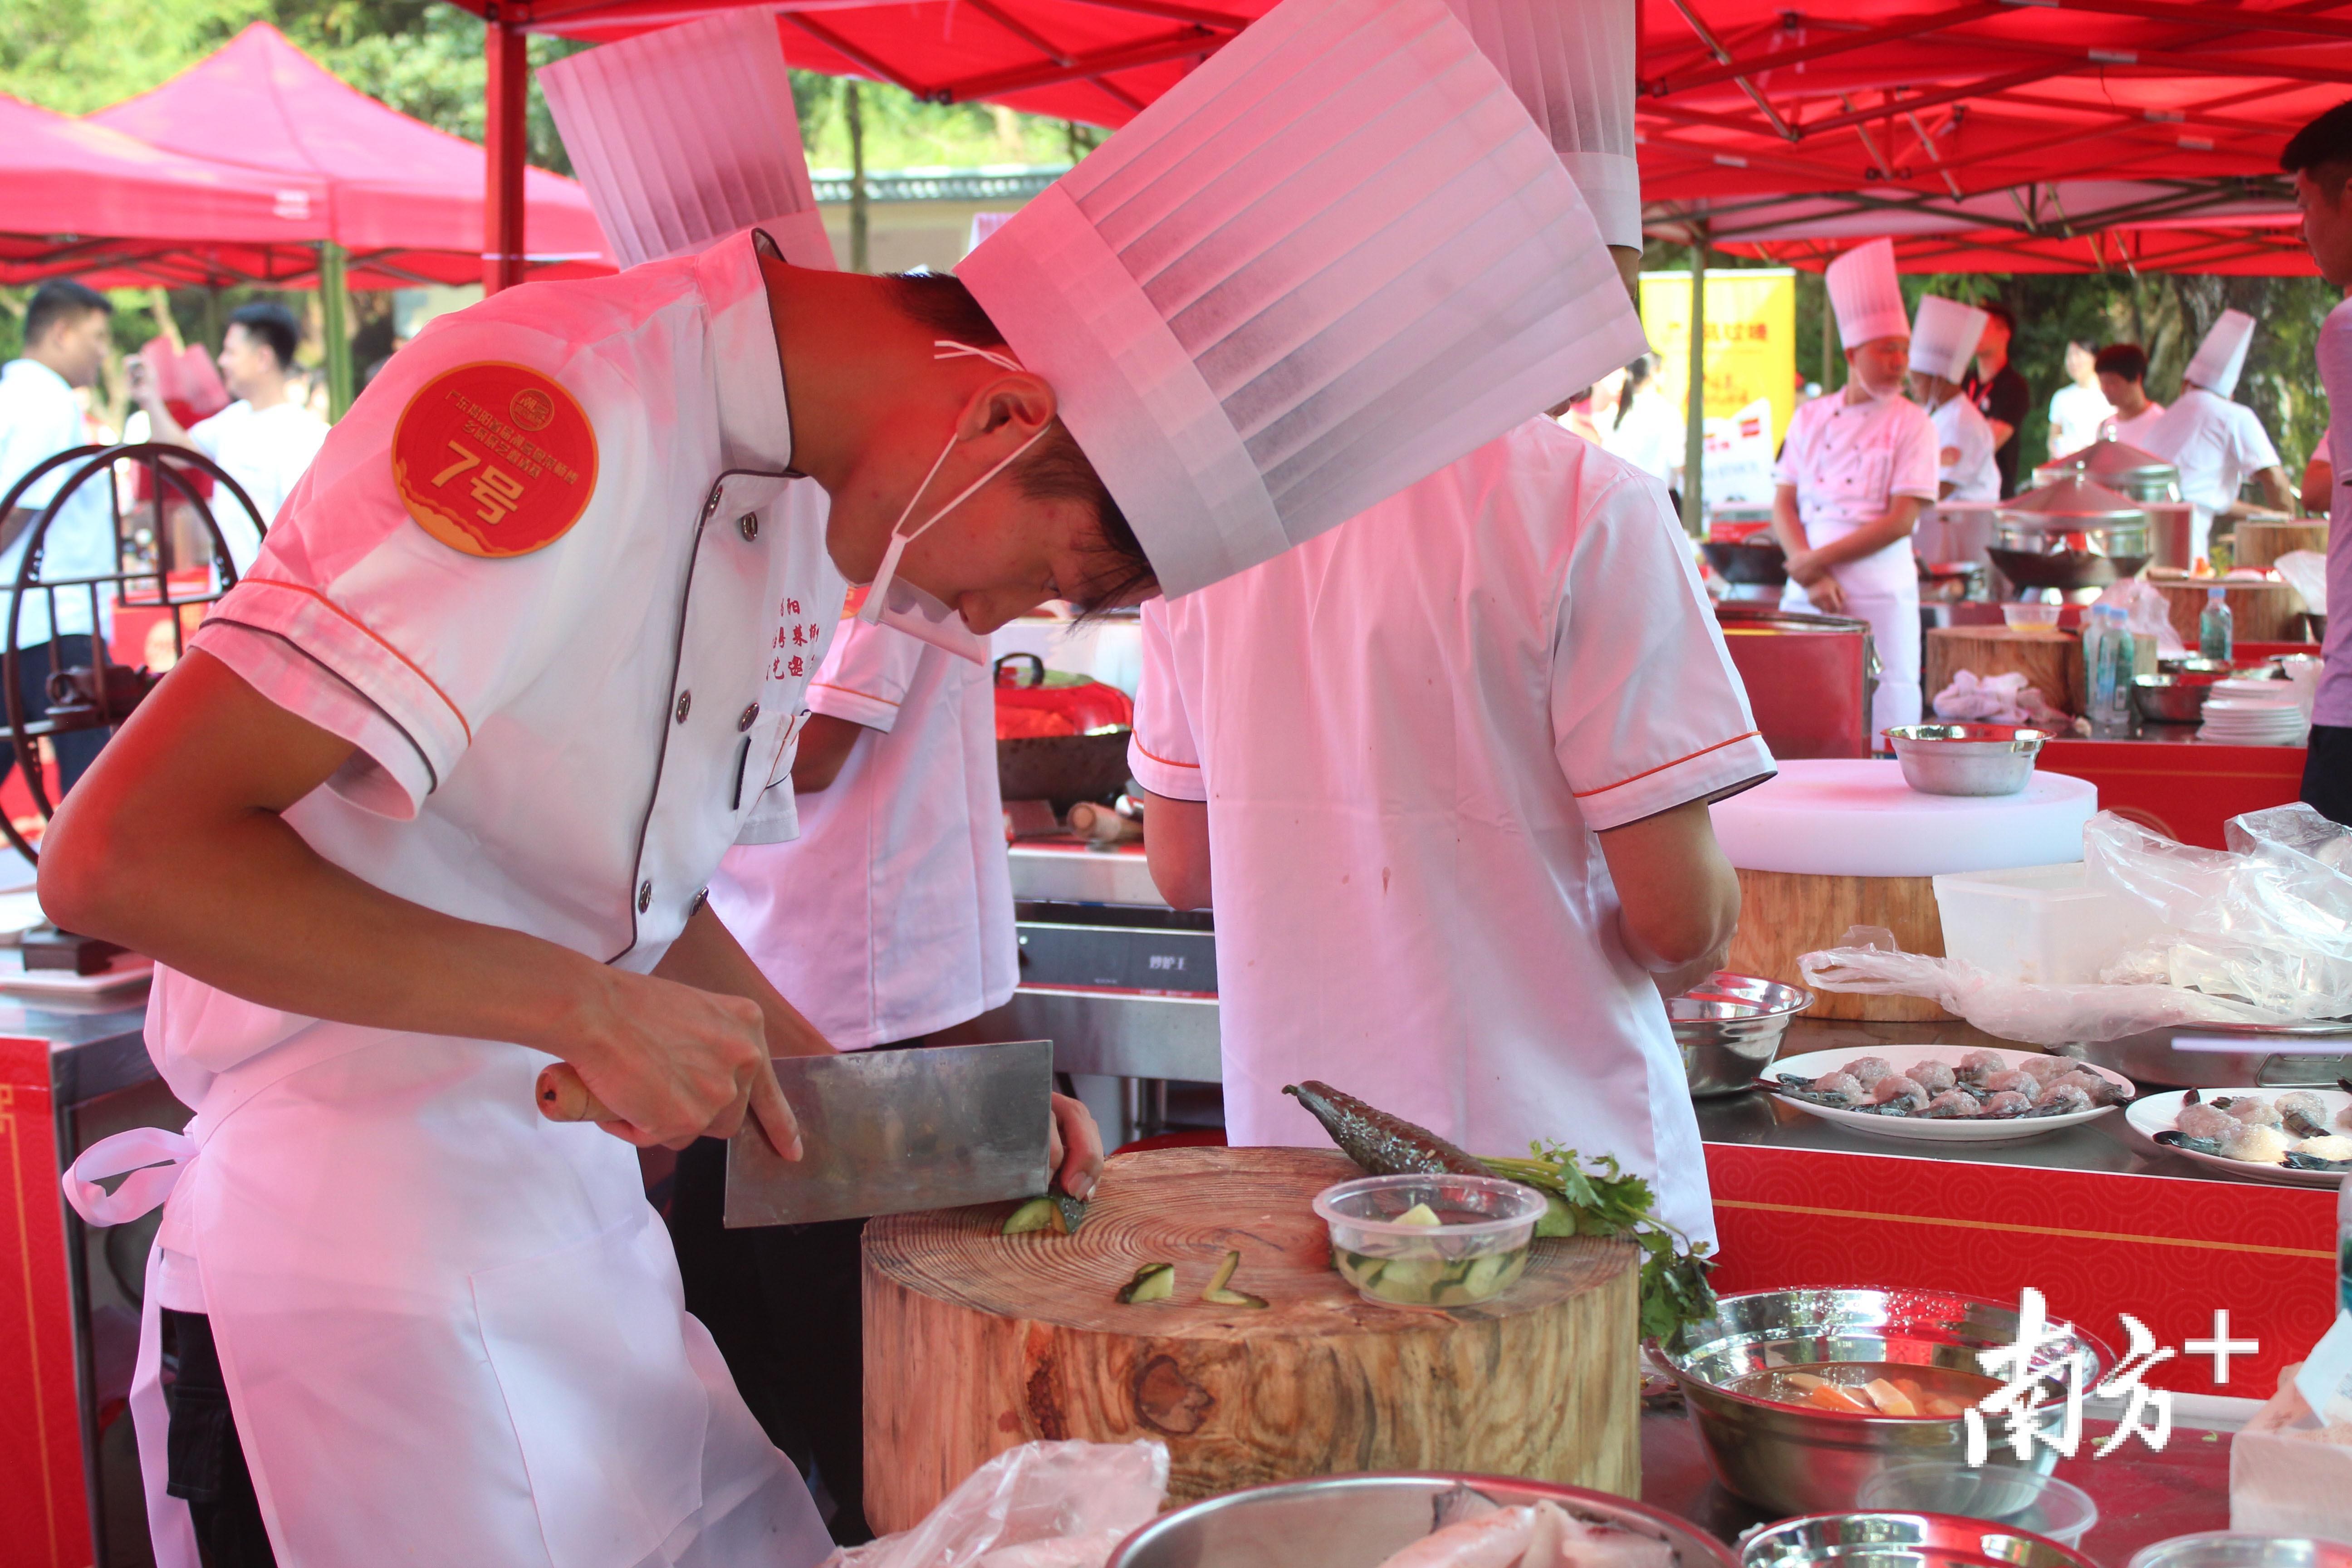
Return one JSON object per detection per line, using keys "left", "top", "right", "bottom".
{"left": 159, "top": 1308, "right": 275, "bottom": 1567}
{"left": 2305, "top": 722, "right": 2352, "bottom": 826}
{"left": 666, "top": 1138, "right": 874, "bottom": 1545}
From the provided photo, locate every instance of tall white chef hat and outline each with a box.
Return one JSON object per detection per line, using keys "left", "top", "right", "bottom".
{"left": 1908, "top": 295, "right": 1988, "bottom": 385}
{"left": 1825, "top": 238, "right": 1908, "bottom": 349}
{"left": 2183, "top": 309, "right": 2256, "bottom": 398}
{"left": 959, "top": 0, "right": 1646, "bottom": 598}
{"left": 1443, "top": 0, "right": 1642, "bottom": 252}
{"left": 538, "top": 11, "right": 834, "bottom": 271}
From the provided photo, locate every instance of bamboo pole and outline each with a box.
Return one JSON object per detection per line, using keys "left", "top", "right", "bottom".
{"left": 848, "top": 81, "right": 871, "bottom": 274}
{"left": 1681, "top": 236, "right": 1707, "bottom": 536}
{"left": 318, "top": 241, "right": 354, "bottom": 421}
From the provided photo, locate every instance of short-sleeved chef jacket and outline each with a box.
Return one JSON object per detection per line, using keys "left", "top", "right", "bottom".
{"left": 1930, "top": 393, "right": 2000, "bottom": 505}
{"left": 1771, "top": 388, "right": 1940, "bottom": 580}
{"left": 708, "top": 616, "right": 1016, "bottom": 1049}
{"left": 2143, "top": 386, "right": 2283, "bottom": 559}
{"left": 1128, "top": 420, "right": 1774, "bottom": 1244}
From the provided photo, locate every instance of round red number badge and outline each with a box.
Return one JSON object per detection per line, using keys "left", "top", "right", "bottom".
{"left": 391, "top": 362, "right": 599, "bottom": 558}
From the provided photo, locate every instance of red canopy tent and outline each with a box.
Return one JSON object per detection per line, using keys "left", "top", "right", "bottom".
{"left": 439, "top": 0, "right": 2346, "bottom": 281}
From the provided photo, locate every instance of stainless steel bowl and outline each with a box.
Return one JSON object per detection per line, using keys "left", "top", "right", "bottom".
{"left": 2128, "top": 1535, "right": 2352, "bottom": 1568}
{"left": 1661, "top": 1286, "right": 2113, "bottom": 1516}
{"left": 2158, "top": 656, "right": 2236, "bottom": 680}
{"left": 1882, "top": 725, "right": 2048, "bottom": 797}
{"left": 2132, "top": 675, "right": 2213, "bottom": 726}
{"left": 1671, "top": 972, "right": 1813, "bottom": 1096}
{"left": 1106, "top": 1472, "right": 1740, "bottom": 1568}
{"left": 1745, "top": 1512, "right": 2098, "bottom": 1568}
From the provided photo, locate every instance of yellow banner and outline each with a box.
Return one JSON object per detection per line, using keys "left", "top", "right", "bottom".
{"left": 1640, "top": 268, "right": 1798, "bottom": 450}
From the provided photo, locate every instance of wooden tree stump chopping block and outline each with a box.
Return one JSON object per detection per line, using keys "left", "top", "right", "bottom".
{"left": 2233, "top": 520, "right": 2329, "bottom": 572}
{"left": 1726, "top": 867, "right": 1947, "bottom": 1021}
{"left": 1922, "top": 627, "right": 2084, "bottom": 717}
{"left": 2155, "top": 578, "right": 2312, "bottom": 644}
{"left": 862, "top": 1146, "right": 1640, "bottom": 1533}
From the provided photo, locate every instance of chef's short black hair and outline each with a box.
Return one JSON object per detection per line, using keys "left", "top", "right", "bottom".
{"left": 227, "top": 302, "right": 301, "bottom": 369}
{"left": 2283, "top": 98, "right": 2352, "bottom": 194}
{"left": 24, "top": 280, "right": 111, "bottom": 348}
{"left": 889, "top": 271, "right": 1158, "bottom": 611}
{"left": 1980, "top": 303, "right": 2016, "bottom": 335}
{"left": 2094, "top": 343, "right": 2149, "bottom": 384}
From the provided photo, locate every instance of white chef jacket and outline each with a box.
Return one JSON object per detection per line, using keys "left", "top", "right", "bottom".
{"left": 2110, "top": 401, "right": 2167, "bottom": 450}
{"left": 188, "top": 397, "right": 330, "bottom": 565}
{"left": 0, "top": 358, "right": 118, "bottom": 642}
{"left": 1772, "top": 387, "right": 1939, "bottom": 733}
{"left": 2316, "top": 300, "right": 2352, "bottom": 729}
{"left": 709, "top": 616, "right": 1016, "bottom": 1049}
{"left": 104, "top": 231, "right": 839, "bottom": 1568}
{"left": 2143, "top": 386, "right": 2283, "bottom": 564}
{"left": 1128, "top": 420, "right": 1775, "bottom": 1245}
{"left": 1929, "top": 392, "right": 2000, "bottom": 505}
{"left": 2048, "top": 382, "right": 2114, "bottom": 461}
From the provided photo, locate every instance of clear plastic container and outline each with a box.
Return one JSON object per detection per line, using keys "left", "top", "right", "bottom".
{"left": 2128, "top": 1535, "right": 2352, "bottom": 1568}
{"left": 1931, "top": 861, "right": 2169, "bottom": 985}
{"left": 1311, "top": 1173, "right": 1545, "bottom": 1307}
{"left": 2004, "top": 602, "right": 2064, "bottom": 629}
{"left": 1857, "top": 1461, "right": 2099, "bottom": 1548}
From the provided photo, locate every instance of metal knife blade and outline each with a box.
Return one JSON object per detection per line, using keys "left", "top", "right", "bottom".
{"left": 722, "top": 1038, "right": 1054, "bottom": 1228}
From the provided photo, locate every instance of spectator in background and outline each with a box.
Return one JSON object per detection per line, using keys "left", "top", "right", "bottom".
{"left": 129, "top": 300, "right": 326, "bottom": 569}
{"left": 1963, "top": 303, "right": 2029, "bottom": 495}
{"left": 0, "top": 280, "right": 123, "bottom": 794}
{"left": 1602, "top": 354, "right": 1687, "bottom": 510}
{"left": 2047, "top": 340, "right": 2116, "bottom": 461}
{"left": 2094, "top": 343, "right": 2167, "bottom": 448}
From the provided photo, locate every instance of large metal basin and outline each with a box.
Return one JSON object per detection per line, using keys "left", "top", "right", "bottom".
{"left": 1672, "top": 972, "right": 1813, "bottom": 1096}
{"left": 1108, "top": 1472, "right": 1740, "bottom": 1568}
{"left": 1661, "top": 1288, "right": 2112, "bottom": 1516}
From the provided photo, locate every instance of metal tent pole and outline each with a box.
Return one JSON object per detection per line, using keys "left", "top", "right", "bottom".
{"left": 1681, "top": 233, "right": 1708, "bottom": 536}
{"left": 847, "top": 80, "right": 870, "bottom": 273}
{"left": 484, "top": 11, "right": 529, "bottom": 294}
{"left": 318, "top": 241, "right": 354, "bottom": 420}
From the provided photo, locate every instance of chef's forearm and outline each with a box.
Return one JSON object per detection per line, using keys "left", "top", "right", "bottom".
{"left": 652, "top": 905, "right": 833, "bottom": 1057}
{"left": 1597, "top": 797, "right": 1740, "bottom": 998}
{"left": 1769, "top": 485, "right": 1807, "bottom": 557}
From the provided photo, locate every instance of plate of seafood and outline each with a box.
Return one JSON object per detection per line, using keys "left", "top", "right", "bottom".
{"left": 2127, "top": 1087, "right": 2352, "bottom": 1186}
{"left": 1762, "top": 1046, "right": 2135, "bottom": 1143}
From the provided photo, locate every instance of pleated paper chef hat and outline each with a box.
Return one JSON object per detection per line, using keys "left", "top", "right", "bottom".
{"left": 1825, "top": 239, "right": 1908, "bottom": 348}
{"left": 539, "top": 10, "right": 834, "bottom": 271}
{"left": 2183, "top": 309, "right": 2256, "bottom": 398}
{"left": 958, "top": 0, "right": 1646, "bottom": 599}
{"left": 1909, "top": 296, "right": 1988, "bottom": 385}
{"left": 1443, "top": 0, "right": 1641, "bottom": 252}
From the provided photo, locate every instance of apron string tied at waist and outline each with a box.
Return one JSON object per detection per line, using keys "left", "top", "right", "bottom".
{"left": 64, "top": 1123, "right": 203, "bottom": 1226}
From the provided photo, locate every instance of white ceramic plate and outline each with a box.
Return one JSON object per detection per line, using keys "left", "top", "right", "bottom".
{"left": 0, "top": 951, "right": 153, "bottom": 998}
{"left": 1762, "top": 1044, "right": 2132, "bottom": 1143}
{"left": 2125, "top": 1088, "right": 2352, "bottom": 1187}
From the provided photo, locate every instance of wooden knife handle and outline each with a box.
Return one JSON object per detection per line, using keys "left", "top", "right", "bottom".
{"left": 535, "top": 1063, "right": 616, "bottom": 1124}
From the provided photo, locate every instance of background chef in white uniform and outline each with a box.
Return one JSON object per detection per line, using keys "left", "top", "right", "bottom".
{"left": 2095, "top": 343, "right": 2166, "bottom": 447}
{"left": 2048, "top": 341, "right": 2116, "bottom": 461}
{"left": 1907, "top": 296, "right": 2000, "bottom": 505}
{"left": 1772, "top": 237, "right": 1940, "bottom": 734}
{"left": 45, "top": 0, "right": 1642, "bottom": 1559}
{"left": 675, "top": 604, "right": 1014, "bottom": 1543}
{"left": 1132, "top": 0, "right": 1767, "bottom": 1248}
{"left": 2141, "top": 309, "right": 2298, "bottom": 564}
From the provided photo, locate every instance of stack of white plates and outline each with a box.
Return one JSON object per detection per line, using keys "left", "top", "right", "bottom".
{"left": 2211, "top": 676, "right": 2286, "bottom": 700}
{"left": 2199, "top": 696, "right": 2310, "bottom": 745}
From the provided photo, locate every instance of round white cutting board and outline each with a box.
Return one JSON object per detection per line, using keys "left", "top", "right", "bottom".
{"left": 1710, "top": 759, "right": 2096, "bottom": 878}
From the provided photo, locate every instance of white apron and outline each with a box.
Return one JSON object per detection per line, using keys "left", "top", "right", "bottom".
{"left": 1781, "top": 542, "right": 1921, "bottom": 735}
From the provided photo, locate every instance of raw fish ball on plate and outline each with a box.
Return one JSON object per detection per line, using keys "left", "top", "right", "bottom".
{"left": 1980, "top": 1090, "right": 2033, "bottom": 1117}
{"left": 1815, "top": 1072, "right": 1864, "bottom": 1101}
{"left": 1846, "top": 1057, "right": 1894, "bottom": 1088}
{"left": 2176, "top": 1102, "right": 2236, "bottom": 1141}
{"left": 2297, "top": 1135, "right": 2352, "bottom": 1163}
{"left": 2220, "top": 1122, "right": 2291, "bottom": 1164}
{"left": 1873, "top": 1075, "right": 1928, "bottom": 1112}
{"left": 1981, "top": 1069, "right": 2035, "bottom": 1094}
{"left": 2034, "top": 1083, "right": 2093, "bottom": 1116}
{"left": 1959, "top": 1049, "right": 2007, "bottom": 1078}
{"left": 2278, "top": 1092, "right": 2328, "bottom": 1124}
{"left": 2018, "top": 1056, "right": 2071, "bottom": 1083}
{"left": 1923, "top": 1089, "right": 1982, "bottom": 1118}
{"left": 1911, "top": 1061, "right": 1958, "bottom": 1095}
{"left": 2225, "top": 1098, "right": 2283, "bottom": 1127}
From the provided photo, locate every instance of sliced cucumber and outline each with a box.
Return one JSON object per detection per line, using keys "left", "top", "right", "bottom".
{"left": 1118, "top": 1263, "right": 1176, "bottom": 1304}
{"left": 1201, "top": 1248, "right": 1269, "bottom": 1308}
{"left": 1459, "top": 1253, "right": 1512, "bottom": 1298}
{"left": 1534, "top": 1191, "right": 1577, "bottom": 1239}
{"left": 1051, "top": 1194, "right": 1088, "bottom": 1235}
{"left": 1394, "top": 1202, "right": 1443, "bottom": 1227}
{"left": 1002, "top": 1197, "right": 1058, "bottom": 1235}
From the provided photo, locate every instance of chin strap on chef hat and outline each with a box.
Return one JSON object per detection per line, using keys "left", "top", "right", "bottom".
{"left": 538, "top": 9, "right": 835, "bottom": 270}
{"left": 957, "top": 0, "right": 1646, "bottom": 600}
{"left": 855, "top": 339, "right": 1051, "bottom": 629}
{"left": 2183, "top": 309, "right": 2256, "bottom": 399}
{"left": 1444, "top": 0, "right": 1642, "bottom": 253}
{"left": 1909, "top": 296, "right": 1989, "bottom": 386}
{"left": 1826, "top": 239, "right": 1909, "bottom": 350}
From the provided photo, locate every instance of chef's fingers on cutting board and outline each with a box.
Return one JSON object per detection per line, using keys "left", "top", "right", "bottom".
{"left": 1051, "top": 1092, "right": 1103, "bottom": 1199}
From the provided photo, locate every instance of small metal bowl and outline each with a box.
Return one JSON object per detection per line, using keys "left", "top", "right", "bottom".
{"left": 1744, "top": 1512, "right": 2097, "bottom": 1568}
{"left": 1661, "top": 1286, "right": 2112, "bottom": 1516}
{"left": 2128, "top": 1536, "right": 2352, "bottom": 1568}
{"left": 2159, "top": 656, "right": 2237, "bottom": 681}
{"left": 1882, "top": 725, "right": 2048, "bottom": 798}
{"left": 1107, "top": 1472, "right": 1740, "bottom": 1568}
{"left": 1671, "top": 971, "right": 1814, "bottom": 1097}
{"left": 2132, "top": 675, "right": 2212, "bottom": 726}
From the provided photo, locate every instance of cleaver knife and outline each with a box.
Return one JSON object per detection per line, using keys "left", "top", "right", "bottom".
{"left": 723, "top": 1038, "right": 1055, "bottom": 1229}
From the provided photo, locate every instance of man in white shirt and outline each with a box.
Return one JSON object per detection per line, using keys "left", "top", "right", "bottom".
{"left": 2285, "top": 97, "right": 2352, "bottom": 825}
{"left": 2095, "top": 343, "right": 2167, "bottom": 448}
{"left": 1907, "top": 296, "right": 1999, "bottom": 505}
{"left": 2048, "top": 341, "right": 2116, "bottom": 461}
{"left": 2141, "top": 309, "right": 2298, "bottom": 564}
{"left": 0, "top": 279, "right": 121, "bottom": 791}
{"left": 674, "top": 609, "right": 1015, "bottom": 1543}
{"left": 129, "top": 301, "right": 328, "bottom": 568}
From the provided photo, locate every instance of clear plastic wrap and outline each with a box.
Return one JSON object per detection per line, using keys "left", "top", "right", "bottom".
{"left": 2096, "top": 578, "right": 2185, "bottom": 658}
{"left": 827, "top": 1440, "right": 1170, "bottom": 1568}
{"left": 1800, "top": 807, "right": 2352, "bottom": 1044}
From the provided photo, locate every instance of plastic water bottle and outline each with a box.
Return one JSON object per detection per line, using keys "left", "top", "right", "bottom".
{"left": 2200, "top": 586, "right": 2234, "bottom": 662}
{"left": 2089, "top": 606, "right": 2137, "bottom": 739}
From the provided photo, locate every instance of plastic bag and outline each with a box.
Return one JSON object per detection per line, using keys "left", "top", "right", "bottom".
{"left": 1931, "top": 669, "right": 2068, "bottom": 728}
{"left": 827, "top": 1440, "right": 1169, "bottom": 1568}
{"left": 2096, "top": 578, "right": 2185, "bottom": 658}
{"left": 2277, "top": 549, "right": 2328, "bottom": 616}
{"left": 1800, "top": 806, "right": 2352, "bottom": 1043}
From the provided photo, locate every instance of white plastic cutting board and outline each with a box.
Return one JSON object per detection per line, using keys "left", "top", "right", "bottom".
{"left": 1711, "top": 759, "right": 2095, "bottom": 877}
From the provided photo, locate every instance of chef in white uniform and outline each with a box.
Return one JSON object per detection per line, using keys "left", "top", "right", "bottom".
{"left": 676, "top": 610, "right": 1014, "bottom": 1541}
{"left": 44, "top": 0, "right": 1632, "bottom": 1558}
{"left": 1127, "top": 0, "right": 1764, "bottom": 1247}
{"left": 1773, "top": 237, "right": 1940, "bottom": 734}
{"left": 2141, "top": 309, "right": 2298, "bottom": 564}
{"left": 1908, "top": 296, "right": 2000, "bottom": 506}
